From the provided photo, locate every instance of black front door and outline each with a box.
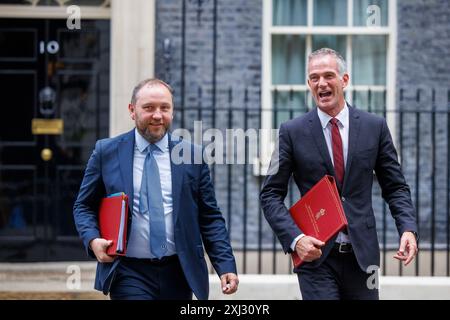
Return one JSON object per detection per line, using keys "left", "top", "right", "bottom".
{"left": 0, "top": 18, "right": 110, "bottom": 261}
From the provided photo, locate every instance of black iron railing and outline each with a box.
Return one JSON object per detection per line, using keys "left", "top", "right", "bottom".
{"left": 174, "top": 87, "right": 450, "bottom": 276}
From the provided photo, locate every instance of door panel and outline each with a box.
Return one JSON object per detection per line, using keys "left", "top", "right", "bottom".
{"left": 0, "top": 28, "right": 37, "bottom": 60}
{"left": 0, "top": 72, "right": 37, "bottom": 142}
{"left": 0, "top": 18, "right": 110, "bottom": 261}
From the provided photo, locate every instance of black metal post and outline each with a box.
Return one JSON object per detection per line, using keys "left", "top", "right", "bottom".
{"left": 288, "top": 91, "right": 295, "bottom": 273}
{"left": 431, "top": 89, "right": 436, "bottom": 276}
{"left": 211, "top": 0, "right": 217, "bottom": 185}
{"left": 447, "top": 89, "right": 450, "bottom": 277}
{"left": 415, "top": 89, "right": 421, "bottom": 276}
{"left": 272, "top": 89, "right": 279, "bottom": 274}
{"left": 257, "top": 87, "right": 263, "bottom": 274}
{"left": 399, "top": 89, "right": 404, "bottom": 276}
{"left": 227, "top": 88, "right": 233, "bottom": 236}
{"left": 181, "top": 0, "right": 186, "bottom": 129}
{"left": 243, "top": 88, "right": 249, "bottom": 273}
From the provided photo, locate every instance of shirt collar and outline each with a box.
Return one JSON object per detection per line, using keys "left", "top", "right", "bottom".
{"left": 317, "top": 102, "right": 349, "bottom": 129}
{"left": 134, "top": 129, "right": 168, "bottom": 153}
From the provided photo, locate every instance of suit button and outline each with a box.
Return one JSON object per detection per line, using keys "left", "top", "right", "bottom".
{"left": 341, "top": 197, "right": 346, "bottom": 202}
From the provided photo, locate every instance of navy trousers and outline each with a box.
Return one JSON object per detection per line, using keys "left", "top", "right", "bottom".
{"left": 109, "top": 255, "right": 192, "bottom": 300}
{"left": 297, "top": 245, "right": 379, "bottom": 300}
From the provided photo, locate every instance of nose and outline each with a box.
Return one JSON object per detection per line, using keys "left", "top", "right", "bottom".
{"left": 318, "top": 76, "right": 327, "bottom": 88}
{"left": 152, "top": 110, "right": 162, "bottom": 119}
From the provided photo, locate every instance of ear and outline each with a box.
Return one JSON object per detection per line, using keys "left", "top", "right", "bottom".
{"left": 341, "top": 73, "right": 349, "bottom": 89}
{"left": 128, "top": 103, "right": 135, "bottom": 120}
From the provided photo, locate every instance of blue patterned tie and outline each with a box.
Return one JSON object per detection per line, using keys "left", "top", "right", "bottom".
{"left": 139, "top": 144, "right": 167, "bottom": 258}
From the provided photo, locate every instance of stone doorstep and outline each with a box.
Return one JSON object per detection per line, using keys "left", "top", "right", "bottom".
{"left": 0, "top": 262, "right": 97, "bottom": 272}
{"left": 0, "top": 291, "right": 108, "bottom": 300}
{"left": 2, "top": 263, "right": 450, "bottom": 300}
{"left": 2, "top": 273, "right": 450, "bottom": 300}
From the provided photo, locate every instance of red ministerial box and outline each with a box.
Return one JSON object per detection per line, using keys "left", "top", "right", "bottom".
{"left": 98, "top": 193, "right": 128, "bottom": 256}
{"left": 290, "top": 175, "right": 348, "bottom": 267}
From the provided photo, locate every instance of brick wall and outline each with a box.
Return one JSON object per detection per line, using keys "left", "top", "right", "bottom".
{"left": 153, "top": 0, "right": 450, "bottom": 248}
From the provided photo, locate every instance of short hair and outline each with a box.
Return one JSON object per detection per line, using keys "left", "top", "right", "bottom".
{"left": 308, "top": 48, "right": 347, "bottom": 76}
{"left": 130, "top": 78, "right": 174, "bottom": 105}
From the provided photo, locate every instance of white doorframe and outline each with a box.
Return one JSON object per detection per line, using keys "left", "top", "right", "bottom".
{"left": 0, "top": 5, "right": 110, "bottom": 19}
{"left": 109, "top": 0, "right": 156, "bottom": 137}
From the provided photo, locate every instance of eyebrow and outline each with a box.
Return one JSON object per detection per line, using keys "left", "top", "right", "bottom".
{"left": 308, "top": 71, "right": 337, "bottom": 78}
{"left": 140, "top": 103, "right": 172, "bottom": 109}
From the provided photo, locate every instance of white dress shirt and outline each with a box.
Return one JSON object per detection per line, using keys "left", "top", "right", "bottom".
{"left": 126, "top": 130, "right": 176, "bottom": 258}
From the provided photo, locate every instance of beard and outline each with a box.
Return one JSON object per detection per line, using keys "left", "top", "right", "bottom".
{"left": 136, "top": 120, "right": 170, "bottom": 144}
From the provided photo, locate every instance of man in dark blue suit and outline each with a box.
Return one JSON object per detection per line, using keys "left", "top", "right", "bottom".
{"left": 260, "top": 48, "right": 418, "bottom": 300}
{"left": 73, "top": 78, "right": 238, "bottom": 300}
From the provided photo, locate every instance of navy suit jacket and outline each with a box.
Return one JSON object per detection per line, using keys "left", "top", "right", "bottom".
{"left": 73, "top": 129, "right": 237, "bottom": 300}
{"left": 260, "top": 105, "right": 418, "bottom": 272}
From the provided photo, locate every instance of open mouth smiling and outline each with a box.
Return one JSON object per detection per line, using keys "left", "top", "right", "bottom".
{"left": 319, "top": 91, "right": 332, "bottom": 98}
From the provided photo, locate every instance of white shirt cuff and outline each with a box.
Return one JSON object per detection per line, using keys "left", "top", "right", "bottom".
{"left": 290, "top": 234, "right": 305, "bottom": 252}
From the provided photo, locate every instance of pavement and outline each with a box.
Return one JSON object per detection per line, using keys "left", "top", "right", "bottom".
{"left": 1, "top": 261, "right": 450, "bottom": 300}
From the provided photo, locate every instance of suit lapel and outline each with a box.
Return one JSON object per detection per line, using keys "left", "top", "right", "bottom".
{"left": 169, "top": 134, "right": 184, "bottom": 227}
{"left": 308, "top": 111, "right": 335, "bottom": 175}
{"left": 343, "top": 105, "right": 361, "bottom": 192}
{"left": 118, "top": 129, "right": 135, "bottom": 212}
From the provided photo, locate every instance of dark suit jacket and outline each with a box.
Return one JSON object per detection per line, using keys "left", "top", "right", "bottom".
{"left": 260, "top": 105, "right": 418, "bottom": 272}
{"left": 73, "top": 129, "right": 237, "bottom": 300}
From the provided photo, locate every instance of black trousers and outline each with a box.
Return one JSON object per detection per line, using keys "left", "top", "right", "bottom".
{"left": 109, "top": 255, "right": 193, "bottom": 300}
{"left": 297, "top": 245, "right": 379, "bottom": 300}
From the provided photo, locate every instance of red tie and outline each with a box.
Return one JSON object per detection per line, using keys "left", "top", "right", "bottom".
{"left": 330, "top": 118, "right": 345, "bottom": 185}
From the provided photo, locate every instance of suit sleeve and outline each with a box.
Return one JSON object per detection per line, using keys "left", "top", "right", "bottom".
{"left": 260, "top": 123, "right": 302, "bottom": 253}
{"left": 375, "top": 118, "right": 418, "bottom": 236}
{"left": 197, "top": 160, "right": 237, "bottom": 276}
{"left": 73, "top": 140, "right": 106, "bottom": 258}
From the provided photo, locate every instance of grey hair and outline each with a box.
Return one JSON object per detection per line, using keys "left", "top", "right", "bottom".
{"left": 130, "top": 78, "right": 174, "bottom": 105}
{"left": 308, "top": 48, "right": 347, "bottom": 76}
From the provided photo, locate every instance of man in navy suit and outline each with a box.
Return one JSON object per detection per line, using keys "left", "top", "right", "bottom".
{"left": 260, "top": 48, "right": 418, "bottom": 300}
{"left": 73, "top": 78, "right": 238, "bottom": 300}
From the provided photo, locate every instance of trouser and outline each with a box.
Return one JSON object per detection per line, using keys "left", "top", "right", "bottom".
{"left": 109, "top": 255, "right": 192, "bottom": 300}
{"left": 297, "top": 243, "right": 379, "bottom": 300}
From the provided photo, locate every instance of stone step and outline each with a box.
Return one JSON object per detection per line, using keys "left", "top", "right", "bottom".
{"left": 0, "top": 291, "right": 107, "bottom": 300}
{"left": 2, "top": 261, "right": 450, "bottom": 300}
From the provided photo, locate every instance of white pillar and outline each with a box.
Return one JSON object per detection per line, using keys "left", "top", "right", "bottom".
{"left": 110, "top": 0, "right": 156, "bottom": 137}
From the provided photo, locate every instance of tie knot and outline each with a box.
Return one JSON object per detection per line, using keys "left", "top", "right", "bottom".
{"left": 330, "top": 118, "right": 339, "bottom": 126}
{"left": 148, "top": 144, "right": 159, "bottom": 154}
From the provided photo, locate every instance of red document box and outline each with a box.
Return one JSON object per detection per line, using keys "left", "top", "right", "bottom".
{"left": 98, "top": 193, "right": 128, "bottom": 256}
{"left": 290, "top": 175, "right": 348, "bottom": 267}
